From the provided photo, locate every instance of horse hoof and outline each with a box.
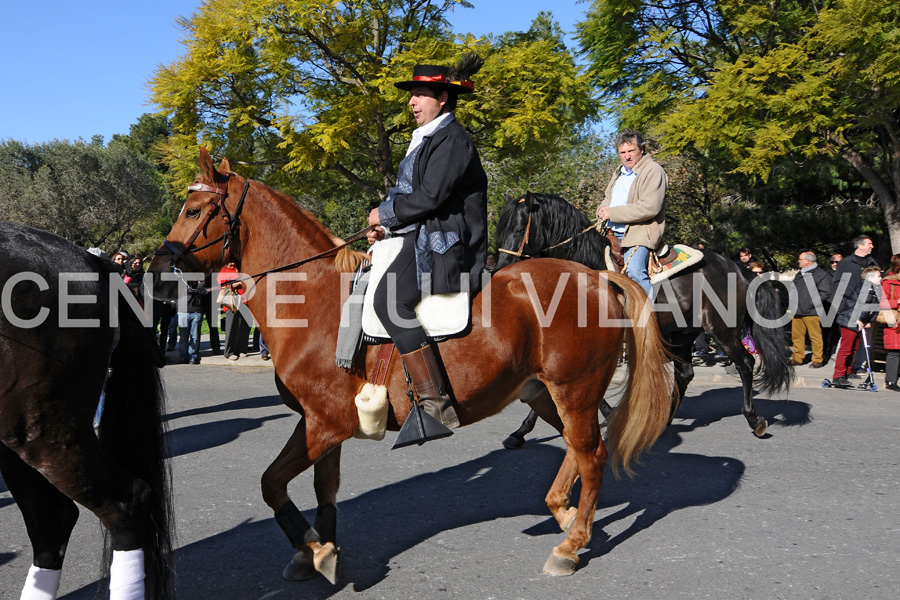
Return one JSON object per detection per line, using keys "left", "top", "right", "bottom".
{"left": 313, "top": 542, "right": 340, "bottom": 584}
{"left": 282, "top": 550, "right": 317, "bottom": 581}
{"left": 753, "top": 419, "right": 768, "bottom": 437}
{"left": 502, "top": 434, "right": 526, "bottom": 450}
{"left": 542, "top": 548, "right": 577, "bottom": 577}
{"left": 558, "top": 507, "right": 578, "bottom": 532}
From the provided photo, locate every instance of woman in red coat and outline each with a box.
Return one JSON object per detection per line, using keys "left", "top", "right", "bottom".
{"left": 881, "top": 254, "right": 900, "bottom": 390}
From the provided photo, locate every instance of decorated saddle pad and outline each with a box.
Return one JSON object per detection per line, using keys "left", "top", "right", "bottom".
{"left": 362, "top": 236, "right": 470, "bottom": 339}
{"left": 649, "top": 244, "right": 704, "bottom": 284}
{"left": 604, "top": 243, "right": 703, "bottom": 284}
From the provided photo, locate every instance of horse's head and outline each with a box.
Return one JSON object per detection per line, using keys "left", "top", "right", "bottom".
{"left": 147, "top": 147, "right": 245, "bottom": 302}
{"left": 495, "top": 192, "right": 539, "bottom": 270}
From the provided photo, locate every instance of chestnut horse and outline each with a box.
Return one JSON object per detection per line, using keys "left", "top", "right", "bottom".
{"left": 148, "top": 148, "right": 673, "bottom": 582}
{"left": 0, "top": 222, "right": 173, "bottom": 599}
{"left": 495, "top": 192, "right": 793, "bottom": 440}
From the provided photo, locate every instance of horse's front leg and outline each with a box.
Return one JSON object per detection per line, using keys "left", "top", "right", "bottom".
{"left": 281, "top": 445, "right": 343, "bottom": 584}
{"left": 502, "top": 406, "right": 539, "bottom": 449}
{"left": 669, "top": 340, "right": 694, "bottom": 424}
{"left": 261, "top": 417, "right": 346, "bottom": 584}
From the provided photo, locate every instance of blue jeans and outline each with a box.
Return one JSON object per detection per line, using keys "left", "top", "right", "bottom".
{"left": 623, "top": 245, "right": 653, "bottom": 301}
{"left": 178, "top": 311, "right": 203, "bottom": 362}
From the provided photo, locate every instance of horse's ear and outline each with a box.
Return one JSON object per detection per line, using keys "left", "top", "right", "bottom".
{"left": 218, "top": 158, "right": 231, "bottom": 175}
{"left": 198, "top": 147, "right": 215, "bottom": 181}
{"left": 524, "top": 191, "right": 534, "bottom": 208}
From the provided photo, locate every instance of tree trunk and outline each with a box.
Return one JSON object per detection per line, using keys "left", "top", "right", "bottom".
{"left": 840, "top": 145, "right": 900, "bottom": 254}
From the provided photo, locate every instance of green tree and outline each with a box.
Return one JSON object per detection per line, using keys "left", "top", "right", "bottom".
{"left": 0, "top": 139, "right": 167, "bottom": 254}
{"left": 150, "top": 0, "right": 593, "bottom": 234}
{"left": 578, "top": 0, "right": 900, "bottom": 252}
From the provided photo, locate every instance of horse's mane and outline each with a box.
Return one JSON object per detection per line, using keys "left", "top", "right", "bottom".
{"left": 246, "top": 179, "right": 368, "bottom": 273}
{"left": 520, "top": 193, "right": 609, "bottom": 271}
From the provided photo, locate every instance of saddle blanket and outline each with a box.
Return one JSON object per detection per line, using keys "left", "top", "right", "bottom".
{"left": 604, "top": 243, "right": 703, "bottom": 284}
{"left": 362, "top": 236, "right": 470, "bottom": 339}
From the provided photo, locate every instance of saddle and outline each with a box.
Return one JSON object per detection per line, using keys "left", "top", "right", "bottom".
{"left": 361, "top": 237, "right": 471, "bottom": 340}
{"left": 604, "top": 233, "right": 704, "bottom": 284}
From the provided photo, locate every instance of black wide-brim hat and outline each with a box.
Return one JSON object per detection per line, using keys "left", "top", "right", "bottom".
{"left": 394, "top": 64, "right": 475, "bottom": 94}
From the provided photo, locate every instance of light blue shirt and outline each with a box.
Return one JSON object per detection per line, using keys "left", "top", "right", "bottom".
{"left": 608, "top": 167, "right": 636, "bottom": 236}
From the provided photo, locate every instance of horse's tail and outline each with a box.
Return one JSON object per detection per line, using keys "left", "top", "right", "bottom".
{"left": 603, "top": 273, "right": 673, "bottom": 477}
{"left": 748, "top": 279, "right": 793, "bottom": 395}
{"left": 98, "top": 295, "right": 174, "bottom": 599}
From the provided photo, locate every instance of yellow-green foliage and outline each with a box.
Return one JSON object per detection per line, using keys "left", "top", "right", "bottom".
{"left": 150, "top": 0, "right": 593, "bottom": 208}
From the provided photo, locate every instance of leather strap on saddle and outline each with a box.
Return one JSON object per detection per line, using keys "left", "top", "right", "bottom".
{"left": 606, "top": 233, "right": 625, "bottom": 271}
{"left": 370, "top": 343, "right": 395, "bottom": 386}
{"left": 605, "top": 233, "right": 677, "bottom": 272}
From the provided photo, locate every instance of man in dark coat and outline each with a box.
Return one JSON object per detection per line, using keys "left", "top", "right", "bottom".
{"left": 366, "top": 56, "right": 488, "bottom": 444}
{"left": 791, "top": 252, "right": 833, "bottom": 368}
{"left": 831, "top": 266, "right": 883, "bottom": 386}
{"left": 830, "top": 234, "right": 878, "bottom": 374}
{"left": 831, "top": 234, "right": 878, "bottom": 298}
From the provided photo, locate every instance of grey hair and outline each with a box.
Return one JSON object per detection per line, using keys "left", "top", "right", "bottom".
{"left": 853, "top": 234, "right": 872, "bottom": 249}
{"left": 802, "top": 251, "right": 817, "bottom": 263}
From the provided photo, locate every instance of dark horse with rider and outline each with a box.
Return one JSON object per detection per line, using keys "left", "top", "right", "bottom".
{"left": 495, "top": 130, "right": 792, "bottom": 445}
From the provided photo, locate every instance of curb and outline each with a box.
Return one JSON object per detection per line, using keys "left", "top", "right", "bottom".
{"left": 165, "top": 335, "right": 861, "bottom": 386}
{"left": 161, "top": 333, "right": 274, "bottom": 368}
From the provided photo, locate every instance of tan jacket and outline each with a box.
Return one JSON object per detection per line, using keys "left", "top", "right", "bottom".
{"left": 601, "top": 154, "right": 667, "bottom": 250}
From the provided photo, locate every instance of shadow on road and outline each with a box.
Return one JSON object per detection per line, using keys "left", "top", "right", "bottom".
{"left": 163, "top": 395, "right": 292, "bottom": 458}
{"left": 164, "top": 394, "right": 286, "bottom": 423}
{"left": 180, "top": 429, "right": 746, "bottom": 597}
{"left": 45, "top": 386, "right": 812, "bottom": 598}
{"left": 675, "top": 386, "right": 813, "bottom": 430}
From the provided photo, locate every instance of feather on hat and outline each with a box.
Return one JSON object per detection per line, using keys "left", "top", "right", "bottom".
{"left": 394, "top": 53, "right": 484, "bottom": 95}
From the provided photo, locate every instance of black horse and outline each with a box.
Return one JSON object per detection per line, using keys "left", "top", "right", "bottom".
{"left": 495, "top": 192, "right": 793, "bottom": 440}
{"left": 0, "top": 221, "right": 173, "bottom": 599}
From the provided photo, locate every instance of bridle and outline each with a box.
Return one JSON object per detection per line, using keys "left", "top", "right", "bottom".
{"left": 154, "top": 176, "right": 250, "bottom": 273}
{"left": 497, "top": 197, "right": 606, "bottom": 260}
{"left": 155, "top": 175, "right": 373, "bottom": 290}
{"left": 497, "top": 198, "right": 533, "bottom": 259}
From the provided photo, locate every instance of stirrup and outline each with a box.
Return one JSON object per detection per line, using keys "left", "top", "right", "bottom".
{"left": 392, "top": 400, "right": 453, "bottom": 449}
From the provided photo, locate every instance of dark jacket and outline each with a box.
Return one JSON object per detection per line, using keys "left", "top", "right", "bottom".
{"left": 380, "top": 118, "right": 488, "bottom": 295}
{"left": 836, "top": 280, "right": 881, "bottom": 331}
{"left": 180, "top": 282, "right": 207, "bottom": 314}
{"left": 832, "top": 253, "right": 878, "bottom": 298}
{"left": 793, "top": 265, "right": 833, "bottom": 316}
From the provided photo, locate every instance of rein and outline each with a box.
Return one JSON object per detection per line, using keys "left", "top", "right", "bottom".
{"left": 226, "top": 226, "right": 374, "bottom": 288}
{"left": 157, "top": 176, "right": 372, "bottom": 291}
{"left": 498, "top": 196, "right": 607, "bottom": 259}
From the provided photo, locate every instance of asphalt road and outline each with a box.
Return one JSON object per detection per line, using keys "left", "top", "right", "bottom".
{"left": 2, "top": 362, "right": 899, "bottom": 599}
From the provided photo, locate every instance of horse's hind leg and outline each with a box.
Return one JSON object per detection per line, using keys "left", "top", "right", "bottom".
{"left": 544, "top": 448, "right": 579, "bottom": 533}
{"left": 1, "top": 443, "right": 79, "bottom": 597}
{"left": 2, "top": 420, "right": 153, "bottom": 599}
{"left": 543, "top": 406, "right": 606, "bottom": 577}
{"left": 718, "top": 333, "right": 767, "bottom": 436}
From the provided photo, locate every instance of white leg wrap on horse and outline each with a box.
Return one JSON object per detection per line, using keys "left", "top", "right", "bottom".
{"left": 109, "top": 549, "right": 145, "bottom": 600}
{"left": 20, "top": 565, "right": 62, "bottom": 600}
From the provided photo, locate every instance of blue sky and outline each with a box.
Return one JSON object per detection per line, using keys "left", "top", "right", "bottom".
{"left": 0, "top": 1, "right": 591, "bottom": 145}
